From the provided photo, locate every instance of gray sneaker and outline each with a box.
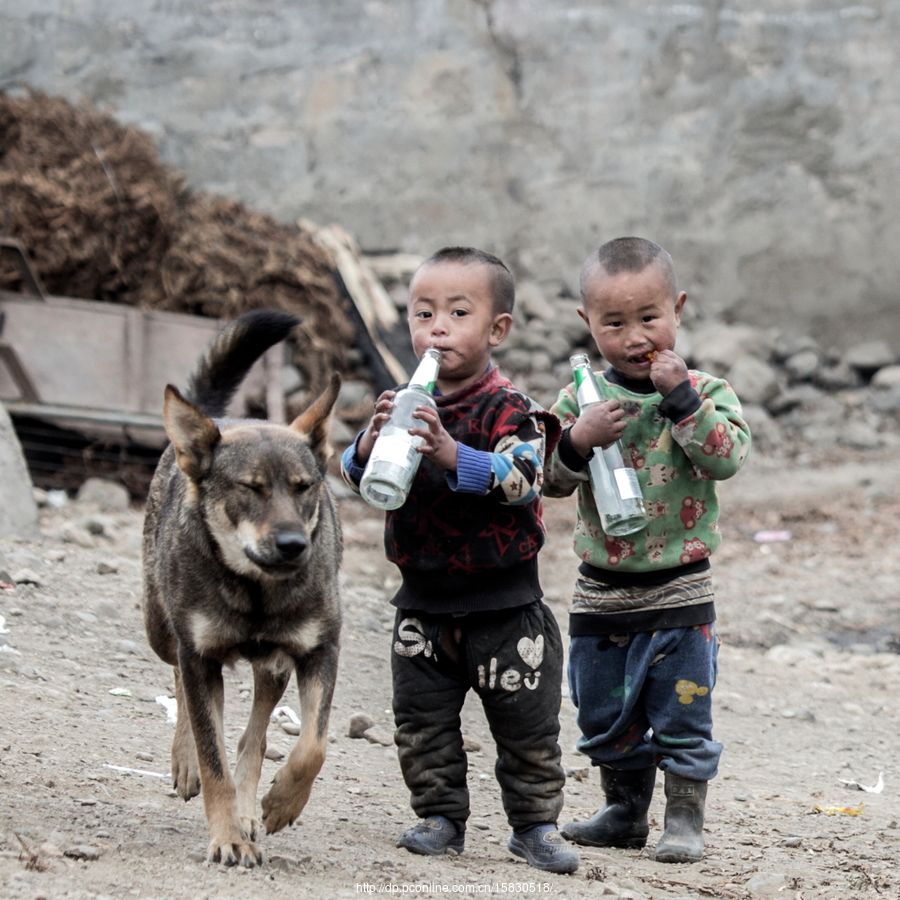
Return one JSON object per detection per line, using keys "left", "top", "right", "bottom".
{"left": 508, "top": 824, "right": 579, "bottom": 874}
{"left": 397, "top": 816, "right": 465, "bottom": 856}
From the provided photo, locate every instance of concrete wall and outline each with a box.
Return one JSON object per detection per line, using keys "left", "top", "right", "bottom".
{"left": 3, "top": 1, "right": 899, "bottom": 348}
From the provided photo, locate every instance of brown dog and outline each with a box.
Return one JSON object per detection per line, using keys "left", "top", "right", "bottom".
{"left": 142, "top": 310, "right": 342, "bottom": 867}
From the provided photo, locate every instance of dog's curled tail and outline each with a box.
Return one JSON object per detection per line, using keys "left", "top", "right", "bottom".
{"left": 186, "top": 310, "right": 301, "bottom": 417}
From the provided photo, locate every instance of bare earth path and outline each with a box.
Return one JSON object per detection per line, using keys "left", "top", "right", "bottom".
{"left": 1, "top": 447, "right": 898, "bottom": 899}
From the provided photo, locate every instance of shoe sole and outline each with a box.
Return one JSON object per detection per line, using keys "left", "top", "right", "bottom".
{"left": 559, "top": 827, "right": 646, "bottom": 849}
{"left": 507, "top": 837, "right": 579, "bottom": 875}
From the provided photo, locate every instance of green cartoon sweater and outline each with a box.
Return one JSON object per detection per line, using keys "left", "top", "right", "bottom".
{"left": 545, "top": 367, "right": 751, "bottom": 582}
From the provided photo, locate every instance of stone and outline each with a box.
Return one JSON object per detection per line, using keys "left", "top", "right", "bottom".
{"left": 745, "top": 872, "right": 788, "bottom": 897}
{"left": 348, "top": 712, "right": 376, "bottom": 738}
{"left": 872, "top": 364, "right": 900, "bottom": 390}
{"left": 279, "top": 720, "right": 301, "bottom": 736}
{"left": 725, "top": 356, "right": 781, "bottom": 407}
{"left": 691, "top": 324, "right": 771, "bottom": 378}
{"left": 362, "top": 726, "right": 394, "bottom": 746}
{"left": 97, "top": 562, "right": 119, "bottom": 576}
{"left": 844, "top": 340, "right": 895, "bottom": 373}
{"left": 461, "top": 736, "right": 482, "bottom": 752}
{"left": 76, "top": 477, "right": 131, "bottom": 512}
{"left": 783, "top": 348, "right": 820, "bottom": 382}
{"left": 60, "top": 523, "right": 96, "bottom": 549}
{"left": 64, "top": 844, "right": 101, "bottom": 861}
{"left": 12, "top": 568, "right": 42, "bottom": 586}
{"left": 265, "top": 746, "right": 285, "bottom": 760}
{"left": 814, "top": 362, "right": 862, "bottom": 390}
{"left": 517, "top": 280, "right": 555, "bottom": 320}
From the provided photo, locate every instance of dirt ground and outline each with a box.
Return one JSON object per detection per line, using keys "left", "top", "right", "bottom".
{"left": 1, "top": 444, "right": 898, "bottom": 900}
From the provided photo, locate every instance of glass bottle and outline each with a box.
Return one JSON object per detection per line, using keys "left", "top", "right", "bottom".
{"left": 360, "top": 348, "right": 442, "bottom": 510}
{"left": 570, "top": 353, "right": 648, "bottom": 536}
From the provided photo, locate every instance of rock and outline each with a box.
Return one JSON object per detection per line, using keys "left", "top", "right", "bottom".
{"left": 844, "top": 339, "right": 895, "bottom": 374}
{"left": 461, "top": 736, "right": 482, "bottom": 753}
{"left": 765, "top": 644, "right": 822, "bottom": 665}
{"left": 64, "top": 844, "right": 101, "bottom": 861}
{"left": 783, "top": 348, "right": 820, "bottom": 382}
{"left": 726, "top": 356, "right": 781, "bottom": 407}
{"left": 12, "top": 568, "right": 42, "bottom": 585}
{"left": 279, "top": 720, "right": 301, "bottom": 736}
{"left": 814, "top": 361, "right": 862, "bottom": 390}
{"left": 76, "top": 477, "right": 131, "bottom": 512}
{"left": 348, "top": 712, "right": 376, "bottom": 738}
{"left": 872, "top": 364, "right": 900, "bottom": 390}
{"left": 337, "top": 379, "right": 373, "bottom": 411}
{"left": 329, "top": 416, "right": 356, "bottom": 446}
{"left": 60, "top": 523, "right": 96, "bottom": 549}
{"left": 135, "top": 751, "right": 153, "bottom": 761}
{"left": 95, "top": 601, "right": 121, "bottom": 619}
{"left": 517, "top": 280, "right": 556, "bottom": 320}
{"left": 97, "top": 562, "right": 119, "bottom": 576}
{"left": 362, "top": 726, "right": 394, "bottom": 746}
{"left": 740, "top": 404, "right": 785, "bottom": 452}
{"left": 118, "top": 640, "right": 139, "bottom": 654}
{"left": 265, "top": 746, "right": 285, "bottom": 760}
{"left": 691, "top": 323, "right": 771, "bottom": 378}
{"left": 745, "top": 872, "right": 788, "bottom": 897}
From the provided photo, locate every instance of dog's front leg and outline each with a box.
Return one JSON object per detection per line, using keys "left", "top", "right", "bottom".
{"left": 261, "top": 640, "right": 339, "bottom": 834}
{"left": 177, "top": 647, "right": 263, "bottom": 867}
{"left": 233, "top": 664, "right": 291, "bottom": 840}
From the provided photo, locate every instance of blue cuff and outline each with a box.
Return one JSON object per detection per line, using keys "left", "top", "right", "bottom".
{"left": 446, "top": 443, "right": 492, "bottom": 493}
{"left": 341, "top": 431, "right": 367, "bottom": 486}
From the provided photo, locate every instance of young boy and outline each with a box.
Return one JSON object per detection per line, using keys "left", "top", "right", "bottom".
{"left": 341, "top": 246, "right": 579, "bottom": 875}
{"left": 545, "top": 237, "right": 751, "bottom": 863}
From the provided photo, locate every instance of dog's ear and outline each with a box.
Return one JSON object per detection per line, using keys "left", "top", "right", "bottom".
{"left": 290, "top": 373, "right": 342, "bottom": 465}
{"left": 164, "top": 385, "right": 221, "bottom": 481}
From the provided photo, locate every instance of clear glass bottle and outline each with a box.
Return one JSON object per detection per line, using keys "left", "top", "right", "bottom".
{"left": 360, "top": 348, "right": 442, "bottom": 510}
{"left": 570, "top": 353, "right": 649, "bottom": 536}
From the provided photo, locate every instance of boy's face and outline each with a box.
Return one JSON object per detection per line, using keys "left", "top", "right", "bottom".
{"left": 579, "top": 263, "right": 686, "bottom": 381}
{"left": 408, "top": 261, "right": 512, "bottom": 392}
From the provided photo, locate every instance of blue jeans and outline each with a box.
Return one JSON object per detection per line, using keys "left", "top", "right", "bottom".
{"left": 567, "top": 624, "right": 722, "bottom": 781}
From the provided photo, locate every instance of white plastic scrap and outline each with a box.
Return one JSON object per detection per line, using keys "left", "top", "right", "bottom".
{"left": 839, "top": 772, "right": 884, "bottom": 793}
{"left": 272, "top": 705, "right": 301, "bottom": 725}
{"left": 0, "top": 615, "right": 8, "bottom": 634}
{"left": 103, "top": 764, "right": 170, "bottom": 779}
{"left": 155, "top": 695, "right": 178, "bottom": 724}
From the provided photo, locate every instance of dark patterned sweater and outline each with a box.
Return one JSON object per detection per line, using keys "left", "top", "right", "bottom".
{"left": 344, "top": 367, "right": 561, "bottom": 614}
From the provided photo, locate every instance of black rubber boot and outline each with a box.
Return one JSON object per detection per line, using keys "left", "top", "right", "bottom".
{"left": 653, "top": 773, "right": 707, "bottom": 863}
{"left": 560, "top": 766, "right": 656, "bottom": 848}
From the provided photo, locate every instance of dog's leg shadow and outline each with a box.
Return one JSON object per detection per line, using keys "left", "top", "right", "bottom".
{"left": 233, "top": 664, "right": 290, "bottom": 841}
{"left": 261, "top": 643, "right": 338, "bottom": 834}
{"left": 171, "top": 668, "right": 201, "bottom": 800}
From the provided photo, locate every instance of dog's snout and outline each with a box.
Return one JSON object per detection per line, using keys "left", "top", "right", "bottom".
{"left": 274, "top": 531, "right": 308, "bottom": 561}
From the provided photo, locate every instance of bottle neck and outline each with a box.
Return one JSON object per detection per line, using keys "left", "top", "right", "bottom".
{"left": 571, "top": 360, "right": 603, "bottom": 407}
{"left": 409, "top": 349, "right": 441, "bottom": 393}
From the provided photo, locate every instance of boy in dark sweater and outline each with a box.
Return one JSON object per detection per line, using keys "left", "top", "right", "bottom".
{"left": 545, "top": 237, "right": 751, "bottom": 863}
{"left": 341, "top": 247, "right": 578, "bottom": 874}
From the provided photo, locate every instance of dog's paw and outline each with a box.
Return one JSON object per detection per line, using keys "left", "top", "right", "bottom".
{"left": 172, "top": 757, "right": 201, "bottom": 801}
{"left": 239, "top": 815, "right": 261, "bottom": 842}
{"left": 206, "top": 837, "right": 263, "bottom": 868}
{"left": 260, "top": 776, "right": 304, "bottom": 834}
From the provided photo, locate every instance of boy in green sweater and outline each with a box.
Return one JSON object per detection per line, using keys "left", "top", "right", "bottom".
{"left": 545, "top": 237, "right": 750, "bottom": 863}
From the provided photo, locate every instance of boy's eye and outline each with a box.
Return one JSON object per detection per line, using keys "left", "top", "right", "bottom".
{"left": 451, "top": 309, "right": 468, "bottom": 317}
{"left": 415, "top": 310, "right": 432, "bottom": 319}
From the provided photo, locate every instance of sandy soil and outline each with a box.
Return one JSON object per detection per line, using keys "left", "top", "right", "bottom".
{"left": 0, "top": 446, "right": 898, "bottom": 900}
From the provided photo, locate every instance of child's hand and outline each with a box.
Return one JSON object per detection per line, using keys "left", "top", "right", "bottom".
{"left": 408, "top": 406, "right": 458, "bottom": 471}
{"left": 649, "top": 350, "right": 690, "bottom": 396}
{"left": 569, "top": 399, "right": 626, "bottom": 455}
{"left": 356, "top": 390, "right": 396, "bottom": 464}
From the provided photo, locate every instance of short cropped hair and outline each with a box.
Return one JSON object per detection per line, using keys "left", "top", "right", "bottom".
{"left": 580, "top": 237, "right": 678, "bottom": 300}
{"left": 419, "top": 246, "right": 515, "bottom": 316}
